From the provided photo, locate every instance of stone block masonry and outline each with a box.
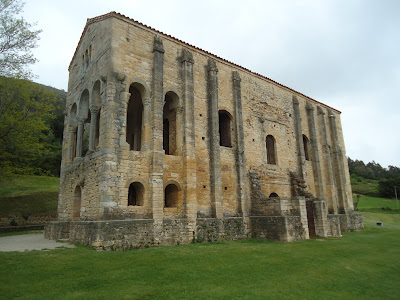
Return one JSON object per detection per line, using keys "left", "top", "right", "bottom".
{"left": 45, "top": 11, "right": 362, "bottom": 250}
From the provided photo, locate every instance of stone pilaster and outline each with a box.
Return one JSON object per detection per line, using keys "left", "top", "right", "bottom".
{"left": 68, "top": 128, "right": 76, "bottom": 161}
{"left": 292, "top": 96, "right": 308, "bottom": 186}
{"left": 328, "top": 111, "right": 347, "bottom": 214}
{"left": 207, "top": 58, "right": 223, "bottom": 219}
{"left": 75, "top": 117, "right": 85, "bottom": 158}
{"left": 142, "top": 96, "right": 151, "bottom": 151}
{"left": 292, "top": 196, "right": 309, "bottom": 239}
{"left": 306, "top": 103, "right": 324, "bottom": 198}
{"left": 232, "top": 71, "right": 250, "bottom": 217}
{"left": 317, "top": 106, "right": 338, "bottom": 214}
{"left": 181, "top": 49, "right": 197, "bottom": 224}
{"left": 313, "top": 199, "right": 328, "bottom": 237}
{"left": 88, "top": 105, "right": 100, "bottom": 152}
{"left": 149, "top": 35, "right": 165, "bottom": 223}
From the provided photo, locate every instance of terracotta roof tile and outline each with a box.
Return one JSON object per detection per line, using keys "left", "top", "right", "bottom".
{"left": 69, "top": 11, "right": 340, "bottom": 113}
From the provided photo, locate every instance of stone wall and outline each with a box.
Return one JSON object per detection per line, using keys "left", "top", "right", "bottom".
{"left": 45, "top": 217, "right": 250, "bottom": 250}
{"left": 48, "top": 12, "right": 361, "bottom": 249}
{"left": 0, "top": 211, "right": 57, "bottom": 227}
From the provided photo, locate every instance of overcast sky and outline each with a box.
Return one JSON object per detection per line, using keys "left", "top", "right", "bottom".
{"left": 23, "top": 0, "right": 399, "bottom": 168}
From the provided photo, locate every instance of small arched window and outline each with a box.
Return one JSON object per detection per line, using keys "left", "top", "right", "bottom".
{"left": 164, "top": 184, "right": 179, "bottom": 208}
{"left": 269, "top": 192, "right": 279, "bottom": 198}
{"left": 266, "top": 135, "right": 276, "bottom": 165}
{"left": 128, "top": 182, "right": 144, "bottom": 206}
{"left": 219, "top": 110, "right": 232, "bottom": 147}
{"left": 303, "top": 134, "right": 310, "bottom": 161}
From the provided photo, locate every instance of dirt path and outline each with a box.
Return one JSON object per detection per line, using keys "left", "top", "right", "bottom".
{"left": 0, "top": 234, "right": 75, "bottom": 252}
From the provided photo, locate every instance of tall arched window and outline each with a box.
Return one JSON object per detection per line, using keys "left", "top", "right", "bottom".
{"left": 303, "top": 134, "right": 310, "bottom": 161}
{"left": 128, "top": 182, "right": 144, "bottom": 206}
{"left": 163, "top": 92, "right": 179, "bottom": 155}
{"left": 126, "top": 85, "right": 144, "bottom": 151}
{"left": 219, "top": 110, "right": 232, "bottom": 147}
{"left": 266, "top": 135, "right": 276, "bottom": 165}
{"left": 164, "top": 184, "right": 179, "bottom": 208}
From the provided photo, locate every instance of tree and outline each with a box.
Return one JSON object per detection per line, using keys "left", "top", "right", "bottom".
{"left": 0, "top": 76, "right": 56, "bottom": 175}
{"left": 0, "top": 0, "right": 41, "bottom": 78}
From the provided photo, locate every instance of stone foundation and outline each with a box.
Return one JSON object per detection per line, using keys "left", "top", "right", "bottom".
{"left": 45, "top": 217, "right": 252, "bottom": 250}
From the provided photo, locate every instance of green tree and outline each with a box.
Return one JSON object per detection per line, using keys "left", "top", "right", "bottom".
{"left": 378, "top": 177, "right": 400, "bottom": 199}
{"left": 0, "top": 0, "right": 41, "bottom": 78}
{"left": 0, "top": 76, "right": 56, "bottom": 174}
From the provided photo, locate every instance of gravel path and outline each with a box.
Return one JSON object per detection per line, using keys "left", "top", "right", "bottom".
{"left": 0, "top": 234, "right": 75, "bottom": 252}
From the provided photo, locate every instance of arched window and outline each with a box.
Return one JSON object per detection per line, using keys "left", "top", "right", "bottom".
{"left": 269, "top": 192, "right": 279, "bottom": 198}
{"left": 164, "top": 184, "right": 179, "bottom": 208}
{"left": 163, "top": 92, "right": 179, "bottom": 155}
{"left": 128, "top": 182, "right": 144, "bottom": 206}
{"left": 219, "top": 110, "right": 232, "bottom": 147}
{"left": 72, "top": 186, "right": 81, "bottom": 220}
{"left": 266, "top": 135, "right": 276, "bottom": 165}
{"left": 303, "top": 134, "right": 310, "bottom": 161}
{"left": 126, "top": 85, "right": 144, "bottom": 151}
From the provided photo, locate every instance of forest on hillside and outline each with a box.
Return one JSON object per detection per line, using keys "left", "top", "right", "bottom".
{"left": 0, "top": 76, "right": 66, "bottom": 176}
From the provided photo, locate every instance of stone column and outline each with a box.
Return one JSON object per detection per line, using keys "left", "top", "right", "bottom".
{"left": 75, "top": 117, "right": 85, "bottom": 158}
{"left": 328, "top": 111, "right": 347, "bottom": 214}
{"left": 88, "top": 105, "right": 100, "bottom": 152}
{"left": 292, "top": 96, "right": 308, "bottom": 186}
{"left": 259, "top": 117, "right": 267, "bottom": 162}
{"left": 68, "top": 128, "right": 76, "bottom": 161}
{"left": 317, "top": 106, "right": 338, "bottom": 214}
{"left": 313, "top": 200, "right": 328, "bottom": 237}
{"left": 175, "top": 107, "right": 183, "bottom": 156}
{"left": 181, "top": 49, "right": 197, "bottom": 223}
{"left": 149, "top": 35, "right": 165, "bottom": 224}
{"left": 306, "top": 103, "right": 324, "bottom": 198}
{"left": 292, "top": 196, "right": 309, "bottom": 240}
{"left": 232, "top": 71, "right": 250, "bottom": 217}
{"left": 207, "top": 58, "right": 223, "bottom": 219}
{"left": 142, "top": 96, "right": 151, "bottom": 151}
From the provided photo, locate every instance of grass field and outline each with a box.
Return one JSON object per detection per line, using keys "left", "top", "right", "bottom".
{"left": 0, "top": 175, "right": 59, "bottom": 215}
{"left": 0, "top": 175, "right": 399, "bottom": 298}
{"left": 1, "top": 211, "right": 399, "bottom": 299}
{"left": 350, "top": 174, "right": 379, "bottom": 197}
{"left": 354, "top": 195, "right": 400, "bottom": 213}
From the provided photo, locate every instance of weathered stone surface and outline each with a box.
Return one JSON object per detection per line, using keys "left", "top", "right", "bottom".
{"left": 46, "top": 12, "right": 360, "bottom": 250}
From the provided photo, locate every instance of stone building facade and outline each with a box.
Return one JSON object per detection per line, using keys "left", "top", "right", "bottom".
{"left": 45, "top": 12, "right": 362, "bottom": 250}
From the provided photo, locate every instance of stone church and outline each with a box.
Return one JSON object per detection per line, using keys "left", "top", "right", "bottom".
{"left": 45, "top": 12, "right": 362, "bottom": 250}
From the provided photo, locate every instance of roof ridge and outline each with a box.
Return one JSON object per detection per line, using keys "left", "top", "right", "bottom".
{"left": 69, "top": 11, "right": 340, "bottom": 113}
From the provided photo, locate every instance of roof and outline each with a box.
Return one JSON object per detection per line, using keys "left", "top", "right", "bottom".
{"left": 70, "top": 11, "right": 340, "bottom": 113}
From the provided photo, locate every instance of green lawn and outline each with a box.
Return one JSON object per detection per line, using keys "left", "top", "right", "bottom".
{"left": 1, "top": 212, "right": 399, "bottom": 299}
{"left": 0, "top": 175, "right": 59, "bottom": 215}
{"left": 354, "top": 195, "right": 400, "bottom": 213}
